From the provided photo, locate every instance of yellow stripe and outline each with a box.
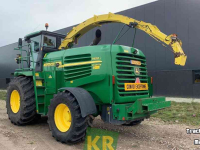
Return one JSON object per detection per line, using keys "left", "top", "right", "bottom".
{"left": 43, "top": 61, "right": 62, "bottom": 67}
{"left": 58, "top": 60, "right": 102, "bottom": 68}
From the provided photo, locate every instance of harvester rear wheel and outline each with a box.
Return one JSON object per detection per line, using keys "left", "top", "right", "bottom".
{"left": 48, "top": 91, "right": 87, "bottom": 144}
{"left": 6, "top": 76, "right": 37, "bottom": 125}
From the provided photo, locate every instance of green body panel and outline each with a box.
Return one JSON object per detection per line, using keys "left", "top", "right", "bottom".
{"left": 14, "top": 43, "right": 170, "bottom": 121}
{"left": 43, "top": 45, "right": 112, "bottom": 106}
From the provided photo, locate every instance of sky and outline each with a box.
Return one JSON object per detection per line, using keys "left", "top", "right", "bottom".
{"left": 0, "top": 0, "right": 157, "bottom": 47}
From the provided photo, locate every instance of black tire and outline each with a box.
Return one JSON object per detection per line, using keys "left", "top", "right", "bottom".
{"left": 6, "top": 76, "right": 37, "bottom": 125}
{"left": 48, "top": 91, "right": 87, "bottom": 144}
{"left": 123, "top": 119, "right": 143, "bottom": 126}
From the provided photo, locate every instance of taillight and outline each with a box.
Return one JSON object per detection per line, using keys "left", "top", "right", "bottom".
{"left": 151, "top": 77, "right": 153, "bottom": 84}
{"left": 112, "top": 75, "right": 115, "bottom": 85}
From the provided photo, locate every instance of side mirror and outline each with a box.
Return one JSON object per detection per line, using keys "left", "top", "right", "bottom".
{"left": 18, "top": 38, "right": 22, "bottom": 47}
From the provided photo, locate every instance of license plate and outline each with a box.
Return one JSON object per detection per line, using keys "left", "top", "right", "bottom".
{"left": 130, "top": 60, "right": 141, "bottom": 66}
{"left": 124, "top": 83, "right": 148, "bottom": 91}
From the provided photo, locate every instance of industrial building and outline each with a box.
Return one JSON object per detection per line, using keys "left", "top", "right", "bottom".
{"left": 0, "top": 0, "right": 199, "bottom": 98}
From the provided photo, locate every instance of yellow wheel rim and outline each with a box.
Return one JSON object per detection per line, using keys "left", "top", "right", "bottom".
{"left": 54, "top": 103, "right": 72, "bottom": 132}
{"left": 10, "top": 90, "right": 20, "bottom": 113}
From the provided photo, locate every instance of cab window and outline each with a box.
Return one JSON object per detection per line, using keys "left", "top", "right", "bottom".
{"left": 30, "top": 35, "right": 41, "bottom": 68}
{"left": 43, "top": 35, "right": 56, "bottom": 48}
{"left": 31, "top": 35, "right": 41, "bottom": 51}
{"left": 193, "top": 70, "right": 200, "bottom": 83}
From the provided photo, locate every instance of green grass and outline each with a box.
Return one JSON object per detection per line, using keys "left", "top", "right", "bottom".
{"left": 0, "top": 91, "right": 6, "bottom": 100}
{"left": 152, "top": 101, "right": 200, "bottom": 126}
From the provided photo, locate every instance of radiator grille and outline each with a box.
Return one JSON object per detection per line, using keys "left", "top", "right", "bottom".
{"left": 64, "top": 54, "right": 92, "bottom": 81}
{"left": 116, "top": 53, "right": 149, "bottom": 97}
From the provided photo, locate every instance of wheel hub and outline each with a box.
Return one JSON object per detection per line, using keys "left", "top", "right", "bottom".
{"left": 10, "top": 90, "right": 20, "bottom": 113}
{"left": 54, "top": 103, "right": 71, "bottom": 132}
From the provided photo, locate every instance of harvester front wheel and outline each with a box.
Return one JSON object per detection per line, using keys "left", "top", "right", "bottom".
{"left": 6, "top": 76, "right": 37, "bottom": 125}
{"left": 48, "top": 91, "right": 87, "bottom": 144}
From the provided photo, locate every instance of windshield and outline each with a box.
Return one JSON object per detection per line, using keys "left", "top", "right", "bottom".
{"left": 43, "top": 35, "right": 56, "bottom": 48}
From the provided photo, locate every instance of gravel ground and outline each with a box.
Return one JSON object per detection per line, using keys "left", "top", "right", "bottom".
{"left": 0, "top": 100, "right": 200, "bottom": 150}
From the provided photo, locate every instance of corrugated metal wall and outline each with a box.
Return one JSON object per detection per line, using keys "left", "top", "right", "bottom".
{"left": 0, "top": 43, "right": 19, "bottom": 88}
{"left": 1, "top": 0, "right": 200, "bottom": 97}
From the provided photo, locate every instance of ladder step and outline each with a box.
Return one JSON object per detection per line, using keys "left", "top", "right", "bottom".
{"left": 36, "top": 86, "right": 45, "bottom": 88}
{"left": 36, "top": 77, "right": 44, "bottom": 80}
{"left": 38, "top": 103, "right": 45, "bottom": 105}
{"left": 38, "top": 94, "right": 45, "bottom": 97}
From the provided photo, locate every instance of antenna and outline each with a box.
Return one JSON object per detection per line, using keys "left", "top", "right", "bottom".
{"left": 31, "top": 24, "right": 41, "bottom": 32}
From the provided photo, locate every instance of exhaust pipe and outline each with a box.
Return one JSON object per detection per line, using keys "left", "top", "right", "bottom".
{"left": 90, "top": 29, "right": 101, "bottom": 46}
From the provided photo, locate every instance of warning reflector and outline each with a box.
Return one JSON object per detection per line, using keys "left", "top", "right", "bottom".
{"left": 135, "top": 77, "right": 140, "bottom": 83}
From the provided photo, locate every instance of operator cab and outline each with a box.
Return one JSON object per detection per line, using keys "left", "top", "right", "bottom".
{"left": 24, "top": 30, "right": 65, "bottom": 50}
{"left": 24, "top": 30, "right": 66, "bottom": 71}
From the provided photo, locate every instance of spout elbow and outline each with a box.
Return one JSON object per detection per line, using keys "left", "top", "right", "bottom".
{"left": 175, "top": 55, "right": 187, "bottom": 66}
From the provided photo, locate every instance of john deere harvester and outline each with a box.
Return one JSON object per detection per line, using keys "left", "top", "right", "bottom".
{"left": 7, "top": 13, "right": 186, "bottom": 143}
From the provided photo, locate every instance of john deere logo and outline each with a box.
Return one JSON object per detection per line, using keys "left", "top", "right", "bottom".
{"left": 134, "top": 67, "right": 140, "bottom": 75}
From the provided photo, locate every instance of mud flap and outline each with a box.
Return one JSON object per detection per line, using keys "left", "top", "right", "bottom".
{"left": 58, "top": 87, "right": 97, "bottom": 117}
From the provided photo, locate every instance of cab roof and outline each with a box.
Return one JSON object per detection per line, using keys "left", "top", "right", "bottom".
{"left": 24, "top": 30, "right": 66, "bottom": 41}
